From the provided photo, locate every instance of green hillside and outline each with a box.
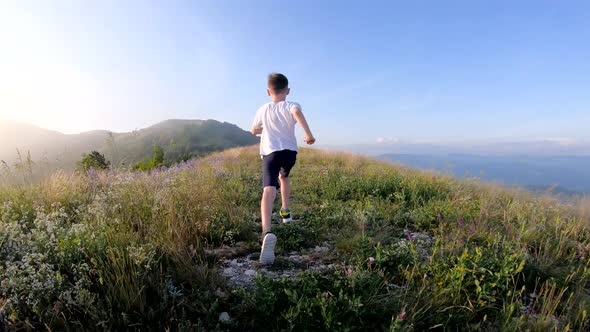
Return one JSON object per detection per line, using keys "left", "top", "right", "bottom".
{"left": 105, "top": 119, "right": 259, "bottom": 166}
{"left": 0, "top": 147, "right": 589, "bottom": 331}
{"left": 0, "top": 120, "right": 258, "bottom": 171}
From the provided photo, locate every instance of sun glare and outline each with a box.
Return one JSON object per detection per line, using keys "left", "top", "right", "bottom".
{"left": 0, "top": 5, "right": 103, "bottom": 134}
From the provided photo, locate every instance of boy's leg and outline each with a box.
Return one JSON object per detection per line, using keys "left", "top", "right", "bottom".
{"left": 261, "top": 186, "right": 278, "bottom": 265}
{"left": 261, "top": 186, "right": 276, "bottom": 234}
{"left": 279, "top": 174, "right": 290, "bottom": 211}
{"left": 260, "top": 152, "right": 279, "bottom": 265}
{"left": 278, "top": 151, "right": 297, "bottom": 223}
{"left": 261, "top": 152, "right": 281, "bottom": 233}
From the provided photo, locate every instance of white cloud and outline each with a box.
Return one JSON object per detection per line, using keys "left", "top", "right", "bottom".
{"left": 376, "top": 137, "right": 402, "bottom": 144}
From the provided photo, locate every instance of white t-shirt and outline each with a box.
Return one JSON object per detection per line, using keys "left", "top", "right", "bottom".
{"left": 252, "top": 101, "right": 300, "bottom": 156}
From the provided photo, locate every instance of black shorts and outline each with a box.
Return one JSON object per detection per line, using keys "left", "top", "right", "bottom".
{"left": 262, "top": 150, "right": 297, "bottom": 188}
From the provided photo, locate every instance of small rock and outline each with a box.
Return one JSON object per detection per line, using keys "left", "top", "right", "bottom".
{"left": 223, "top": 267, "right": 235, "bottom": 276}
{"left": 244, "top": 269, "right": 256, "bottom": 276}
{"left": 314, "top": 246, "right": 329, "bottom": 253}
{"left": 219, "top": 312, "right": 231, "bottom": 323}
{"left": 215, "top": 288, "right": 227, "bottom": 299}
{"left": 369, "top": 257, "right": 375, "bottom": 262}
{"left": 230, "top": 258, "right": 239, "bottom": 266}
{"left": 327, "top": 264, "right": 334, "bottom": 269}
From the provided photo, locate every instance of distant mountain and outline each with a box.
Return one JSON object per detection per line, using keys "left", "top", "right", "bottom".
{"left": 0, "top": 119, "right": 258, "bottom": 170}
{"left": 321, "top": 140, "right": 590, "bottom": 157}
{"left": 0, "top": 122, "right": 111, "bottom": 169}
{"left": 466, "top": 141, "right": 590, "bottom": 156}
{"left": 378, "top": 153, "right": 590, "bottom": 194}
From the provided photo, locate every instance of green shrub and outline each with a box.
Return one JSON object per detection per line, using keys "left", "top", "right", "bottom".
{"left": 77, "top": 150, "right": 110, "bottom": 172}
{"left": 234, "top": 270, "right": 402, "bottom": 331}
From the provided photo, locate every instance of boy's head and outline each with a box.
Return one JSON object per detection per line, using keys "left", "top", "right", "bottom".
{"left": 267, "top": 73, "right": 290, "bottom": 99}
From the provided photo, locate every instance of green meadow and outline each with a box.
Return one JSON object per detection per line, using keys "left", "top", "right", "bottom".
{"left": 1, "top": 146, "right": 589, "bottom": 331}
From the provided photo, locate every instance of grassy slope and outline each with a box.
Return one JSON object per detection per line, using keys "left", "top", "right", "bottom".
{"left": 0, "top": 146, "right": 589, "bottom": 331}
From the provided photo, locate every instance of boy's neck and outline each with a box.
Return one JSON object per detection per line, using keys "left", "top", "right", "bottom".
{"left": 271, "top": 96, "right": 287, "bottom": 102}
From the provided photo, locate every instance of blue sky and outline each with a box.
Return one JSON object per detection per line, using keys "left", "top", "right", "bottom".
{"left": 1, "top": 1, "right": 589, "bottom": 145}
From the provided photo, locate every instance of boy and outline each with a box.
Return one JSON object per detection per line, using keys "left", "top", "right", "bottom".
{"left": 251, "top": 73, "right": 315, "bottom": 265}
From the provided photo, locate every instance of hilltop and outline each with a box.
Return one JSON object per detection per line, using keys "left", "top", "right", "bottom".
{"left": 0, "top": 119, "right": 258, "bottom": 169}
{"left": 105, "top": 119, "right": 258, "bottom": 166}
{"left": 0, "top": 146, "right": 589, "bottom": 331}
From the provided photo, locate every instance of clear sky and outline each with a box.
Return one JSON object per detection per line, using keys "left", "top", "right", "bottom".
{"left": 1, "top": 1, "right": 589, "bottom": 145}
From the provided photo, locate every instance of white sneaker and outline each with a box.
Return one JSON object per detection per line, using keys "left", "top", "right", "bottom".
{"left": 259, "top": 232, "right": 277, "bottom": 265}
{"left": 280, "top": 209, "right": 292, "bottom": 224}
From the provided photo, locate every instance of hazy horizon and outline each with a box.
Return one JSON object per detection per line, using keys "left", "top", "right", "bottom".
{"left": 3, "top": 118, "right": 590, "bottom": 160}
{"left": 1, "top": 1, "right": 589, "bottom": 146}
{"left": 3, "top": 118, "right": 590, "bottom": 152}
{"left": 2, "top": 118, "right": 589, "bottom": 197}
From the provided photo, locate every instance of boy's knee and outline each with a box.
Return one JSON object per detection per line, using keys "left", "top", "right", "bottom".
{"left": 263, "top": 186, "right": 277, "bottom": 194}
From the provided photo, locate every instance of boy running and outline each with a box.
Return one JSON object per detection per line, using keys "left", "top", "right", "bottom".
{"left": 251, "top": 73, "right": 315, "bottom": 265}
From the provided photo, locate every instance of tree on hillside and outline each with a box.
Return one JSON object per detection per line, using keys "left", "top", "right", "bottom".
{"left": 133, "top": 144, "right": 165, "bottom": 171}
{"left": 106, "top": 131, "right": 120, "bottom": 166}
{"left": 78, "top": 151, "right": 110, "bottom": 172}
{"left": 151, "top": 144, "right": 164, "bottom": 167}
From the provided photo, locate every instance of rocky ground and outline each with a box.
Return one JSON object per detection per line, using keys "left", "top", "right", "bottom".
{"left": 219, "top": 242, "right": 337, "bottom": 287}
{"left": 212, "top": 229, "right": 435, "bottom": 288}
{"left": 211, "top": 228, "right": 436, "bottom": 324}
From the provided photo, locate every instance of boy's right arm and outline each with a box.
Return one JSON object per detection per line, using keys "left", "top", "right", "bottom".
{"left": 291, "top": 106, "right": 315, "bottom": 145}
{"left": 252, "top": 107, "right": 263, "bottom": 135}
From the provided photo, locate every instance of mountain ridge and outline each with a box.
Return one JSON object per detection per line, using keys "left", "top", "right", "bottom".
{"left": 0, "top": 119, "right": 258, "bottom": 169}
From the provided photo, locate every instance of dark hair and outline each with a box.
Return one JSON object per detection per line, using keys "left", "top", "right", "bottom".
{"left": 268, "top": 73, "right": 289, "bottom": 92}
